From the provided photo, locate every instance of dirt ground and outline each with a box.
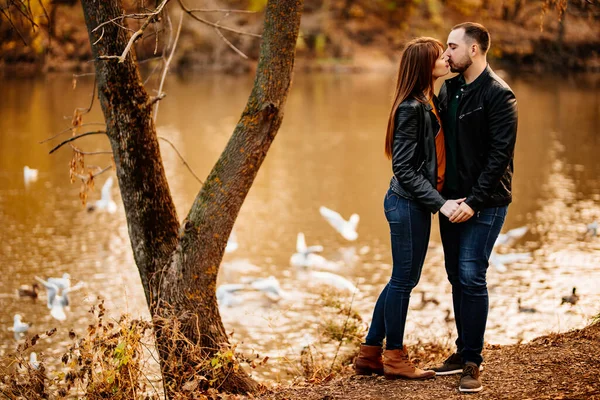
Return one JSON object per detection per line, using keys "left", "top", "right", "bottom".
{"left": 251, "top": 322, "right": 600, "bottom": 400}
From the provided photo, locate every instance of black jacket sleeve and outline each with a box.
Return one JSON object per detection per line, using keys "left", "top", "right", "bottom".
{"left": 465, "top": 87, "right": 518, "bottom": 210}
{"left": 392, "top": 102, "right": 446, "bottom": 213}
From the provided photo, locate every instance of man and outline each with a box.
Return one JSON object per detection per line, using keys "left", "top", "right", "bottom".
{"left": 431, "top": 22, "right": 518, "bottom": 393}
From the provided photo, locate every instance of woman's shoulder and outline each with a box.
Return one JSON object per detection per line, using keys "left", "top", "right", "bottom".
{"left": 397, "top": 98, "right": 422, "bottom": 114}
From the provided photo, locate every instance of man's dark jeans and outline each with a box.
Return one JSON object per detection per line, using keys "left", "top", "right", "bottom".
{"left": 439, "top": 206, "right": 508, "bottom": 365}
{"left": 365, "top": 189, "right": 431, "bottom": 350}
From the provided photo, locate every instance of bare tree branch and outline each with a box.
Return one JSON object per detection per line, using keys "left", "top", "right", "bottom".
{"left": 72, "top": 165, "right": 112, "bottom": 181}
{"left": 177, "top": 0, "right": 262, "bottom": 38}
{"left": 154, "top": 12, "right": 183, "bottom": 123}
{"left": 158, "top": 136, "right": 203, "bottom": 184}
{"left": 0, "top": 6, "right": 28, "bottom": 45}
{"left": 49, "top": 131, "right": 107, "bottom": 154}
{"left": 214, "top": 25, "right": 249, "bottom": 59}
{"left": 69, "top": 143, "right": 112, "bottom": 156}
{"left": 97, "top": 0, "right": 170, "bottom": 63}
{"left": 40, "top": 123, "right": 105, "bottom": 144}
{"left": 185, "top": 8, "right": 256, "bottom": 14}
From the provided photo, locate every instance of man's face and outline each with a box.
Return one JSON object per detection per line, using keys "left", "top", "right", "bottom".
{"left": 443, "top": 28, "right": 473, "bottom": 74}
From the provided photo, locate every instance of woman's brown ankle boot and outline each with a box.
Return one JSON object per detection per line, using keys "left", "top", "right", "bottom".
{"left": 354, "top": 344, "right": 384, "bottom": 375}
{"left": 383, "top": 346, "right": 435, "bottom": 380}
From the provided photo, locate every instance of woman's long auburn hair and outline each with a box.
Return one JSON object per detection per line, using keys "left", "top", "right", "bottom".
{"left": 384, "top": 37, "right": 444, "bottom": 159}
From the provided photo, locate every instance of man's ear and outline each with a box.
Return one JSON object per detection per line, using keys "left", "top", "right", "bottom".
{"left": 470, "top": 44, "right": 478, "bottom": 56}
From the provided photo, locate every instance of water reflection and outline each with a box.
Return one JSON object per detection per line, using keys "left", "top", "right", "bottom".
{"left": 0, "top": 72, "right": 599, "bottom": 383}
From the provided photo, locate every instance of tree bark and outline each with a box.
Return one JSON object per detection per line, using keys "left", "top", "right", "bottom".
{"left": 79, "top": 0, "right": 303, "bottom": 396}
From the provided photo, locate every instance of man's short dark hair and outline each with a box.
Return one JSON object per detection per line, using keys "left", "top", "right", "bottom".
{"left": 452, "top": 22, "right": 490, "bottom": 54}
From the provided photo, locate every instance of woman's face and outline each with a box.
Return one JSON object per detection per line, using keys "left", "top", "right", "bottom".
{"left": 432, "top": 50, "right": 450, "bottom": 79}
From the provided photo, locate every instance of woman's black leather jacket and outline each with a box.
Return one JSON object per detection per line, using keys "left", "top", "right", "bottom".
{"left": 389, "top": 97, "right": 446, "bottom": 214}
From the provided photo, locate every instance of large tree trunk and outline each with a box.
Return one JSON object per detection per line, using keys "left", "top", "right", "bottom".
{"left": 80, "top": 0, "right": 303, "bottom": 396}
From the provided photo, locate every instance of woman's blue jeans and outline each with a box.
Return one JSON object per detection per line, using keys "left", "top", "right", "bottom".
{"left": 439, "top": 205, "right": 508, "bottom": 366}
{"left": 365, "top": 189, "right": 431, "bottom": 350}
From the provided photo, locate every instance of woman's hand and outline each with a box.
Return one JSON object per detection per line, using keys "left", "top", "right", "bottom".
{"left": 440, "top": 198, "right": 466, "bottom": 218}
{"left": 449, "top": 202, "right": 475, "bottom": 223}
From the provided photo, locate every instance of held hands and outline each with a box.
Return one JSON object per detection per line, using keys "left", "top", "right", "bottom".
{"left": 439, "top": 198, "right": 475, "bottom": 223}
{"left": 440, "top": 198, "right": 466, "bottom": 219}
{"left": 449, "top": 201, "right": 475, "bottom": 223}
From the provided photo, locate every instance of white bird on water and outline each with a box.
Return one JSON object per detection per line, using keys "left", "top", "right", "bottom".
{"left": 10, "top": 314, "right": 30, "bottom": 340}
{"left": 495, "top": 226, "right": 528, "bottom": 248}
{"left": 491, "top": 226, "right": 530, "bottom": 272}
{"left": 308, "top": 271, "right": 359, "bottom": 294}
{"left": 29, "top": 352, "right": 40, "bottom": 370}
{"left": 319, "top": 206, "right": 359, "bottom": 241}
{"left": 216, "top": 283, "right": 246, "bottom": 308}
{"left": 249, "top": 276, "right": 285, "bottom": 299}
{"left": 489, "top": 251, "right": 532, "bottom": 273}
{"left": 35, "top": 276, "right": 85, "bottom": 321}
{"left": 290, "top": 232, "right": 337, "bottom": 270}
{"left": 225, "top": 229, "right": 238, "bottom": 254}
{"left": 88, "top": 177, "right": 117, "bottom": 213}
{"left": 23, "top": 166, "right": 39, "bottom": 185}
{"left": 47, "top": 272, "right": 71, "bottom": 291}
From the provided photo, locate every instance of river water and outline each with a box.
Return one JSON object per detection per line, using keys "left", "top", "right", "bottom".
{"left": 0, "top": 71, "right": 599, "bottom": 383}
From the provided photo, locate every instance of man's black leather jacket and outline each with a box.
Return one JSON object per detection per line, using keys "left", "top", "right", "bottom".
{"left": 389, "top": 97, "right": 446, "bottom": 214}
{"left": 438, "top": 65, "right": 518, "bottom": 211}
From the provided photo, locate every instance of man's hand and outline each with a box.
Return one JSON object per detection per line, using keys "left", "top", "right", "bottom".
{"left": 440, "top": 198, "right": 466, "bottom": 218}
{"left": 449, "top": 202, "right": 475, "bottom": 223}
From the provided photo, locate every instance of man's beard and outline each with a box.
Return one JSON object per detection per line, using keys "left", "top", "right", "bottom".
{"left": 449, "top": 56, "right": 472, "bottom": 73}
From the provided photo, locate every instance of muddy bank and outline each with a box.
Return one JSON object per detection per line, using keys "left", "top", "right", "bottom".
{"left": 254, "top": 320, "right": 600, "bottom": 400}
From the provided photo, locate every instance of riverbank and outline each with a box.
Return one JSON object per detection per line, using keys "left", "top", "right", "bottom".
{"left": 254, "top": 320, "right": 600, "bottom": 400}
{"left": 0, "top": 1, "right": 599, "bottom": 76}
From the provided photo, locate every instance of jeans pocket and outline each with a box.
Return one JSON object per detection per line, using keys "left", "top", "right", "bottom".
{"left": 384, "top": 192, "right": 400, "bottom": 213}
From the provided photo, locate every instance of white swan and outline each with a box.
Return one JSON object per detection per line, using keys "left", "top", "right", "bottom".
{"left": 10, "top": 314, "right": 30, "bottom": 340}
{"left": 290, "top": 232, "right": 337, "bottom": 269}
{"left": 216, "top": 283, "right": 246, "bottom": 308}
{"left": 495, "top": 226, "right": 528, "bottom": 247}
{"left": 319, "top": 206, "right": 359, "bottom": 241}
{"left": 308, "top": 271, "right": 359, "bottom": 294}
{"left": 88, "top": 177, "right": 117, "bottom": 213}
{"left": 35, "top": 276, "right": 84, "bottom": 321}
{"left": 23, "top": 166, "right": 39, "bottom": 185}
{"left": 225, "top": 229, "right": 238, "bottom": 254}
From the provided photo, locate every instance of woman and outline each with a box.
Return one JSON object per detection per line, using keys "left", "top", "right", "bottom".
{"left": 354, "top": 37, "right": 463, "bottom": 380}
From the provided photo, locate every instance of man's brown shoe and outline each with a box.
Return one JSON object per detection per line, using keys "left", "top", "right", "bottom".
{"left": 430, "top": 352, "right": 463, "bottom": 375}
{"left": 459, "top": 362, "right": 483, "bottom": 393}
{"left": 354, "top": 344, "right": 384, "bottom": 375}
{"left": 430, "top": 353, "right": 484, "bottom": 376}
{"left": 383, "top": 346, "right": 436, "bottom": 380}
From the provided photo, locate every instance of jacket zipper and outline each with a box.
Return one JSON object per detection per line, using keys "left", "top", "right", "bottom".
{"left": 459, "top": 106, "right": 483, "bottom": 120}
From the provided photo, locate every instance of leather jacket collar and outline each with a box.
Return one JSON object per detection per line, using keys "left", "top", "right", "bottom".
{"left": 445, "top": 64, "right": 491, "bottom": 94}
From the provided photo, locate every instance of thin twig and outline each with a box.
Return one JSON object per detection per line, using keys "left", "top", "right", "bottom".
{"left": 40, "top": 123, "right": 105, "bottom": 144}
{"left": 212, "top": 11, "right": 249, "bottom": 59}
{"left": 214, "top": 26, "right": 249, "bottom": 59}
{"left": 11, "top": 0, "right": 38, "bottom": 30}
{"left": 49, "top": 131, "right": 107, "bottom": 155}
{"left": 157, "top": 136, "right": 203, "bottom": 184}
{"left": 97, "top": 0, "right": 170, "bottom": 64}
{"left": 93, "top": 27, "right": 104, "bottom": 45}
{"left": 329, "top": 289, "right": 358, "bottom": 375}
{"left": 178, "top": 0, "right": 262, "bottom": 38}
{"left": 187, "top": 8, "right": 256, "bottom": 14}
{"left": 69, "top": 143, "right": 112, "bottom": 156}
{"left": 154, "top": 12, "right": 183, "bottom": 123}
{"left": 0, "top": 7, "right": 28, "bottom": 45}
{"left": 73, "top": 75, "right": 97, "bottom": 116}
{"left": 36, "top": 0, "right": 51, "bottom": 50}
{"left": 72, "top": 165, "right": 112, "bottom": 181}
{"left": 73, "top": 72, "right": 96, "bottom": 78}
